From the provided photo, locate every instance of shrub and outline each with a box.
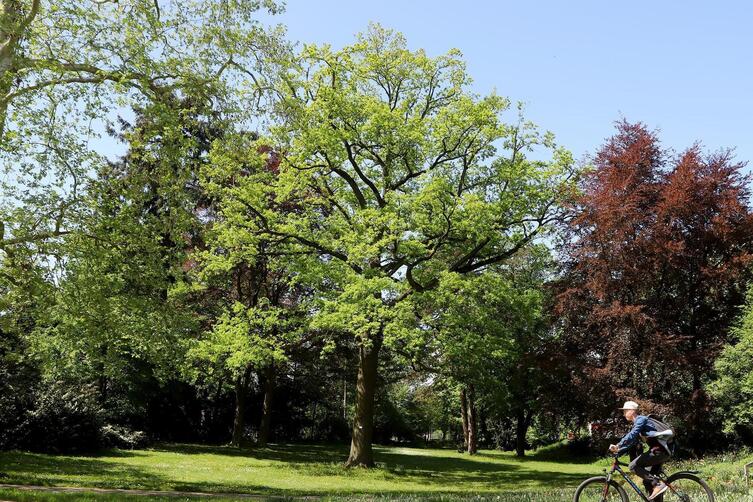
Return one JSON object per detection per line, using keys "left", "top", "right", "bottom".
{"left": 99, "top": 424, "right": 149, "bottom": 449}
{"left": 17, "top": 381, "right": 103, "bottom": 453}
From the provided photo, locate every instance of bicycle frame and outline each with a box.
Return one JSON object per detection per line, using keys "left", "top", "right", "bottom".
{"left": 607, "top": 456, "right": 695, "bottom": 501}
{"left": 605, "top": 457, "right": 653, "bottom": 501}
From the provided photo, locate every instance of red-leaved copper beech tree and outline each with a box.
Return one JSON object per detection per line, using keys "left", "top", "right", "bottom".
{"left": 554, "top": 121, "right": 753, "bottom": 446}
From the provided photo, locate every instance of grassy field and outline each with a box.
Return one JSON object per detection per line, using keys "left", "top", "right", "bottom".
{"left": 0, "top": 443, "right": 751, "bottom": 501}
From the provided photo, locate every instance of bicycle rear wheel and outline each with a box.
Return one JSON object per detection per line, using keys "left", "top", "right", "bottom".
{"left": 573, "top": 476, "right": 629, "bottom": 502}
{"left": 665, "top": 472, "right": 715, "bottom": 502}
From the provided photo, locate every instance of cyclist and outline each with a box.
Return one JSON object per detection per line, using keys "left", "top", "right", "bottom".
{"left": 609, "top": 401, "right": 673, "bottom": 500}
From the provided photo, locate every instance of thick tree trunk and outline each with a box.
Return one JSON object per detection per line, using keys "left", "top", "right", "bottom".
{"left": 0, "top": 2, "right": 21, "bottom": 142}
{"left": 466, "top": 384, "right": 478, "bottom": 455}
{"left": 258, "top": 364, "right": 275, "bottom": 447}
{"left": 345, "top": 336, "right": 382, "bottom": 467}
{"left": 0, "top": 0, "right": 43, "bottom": 143}
{"left": 460, "top": 387, "right": 469, "bottom": 450}
{"left": 515, "top": 409, "right": 532, "bottom": 457}
{"left": 0, "top": 61, "right": 13, "bottom": 142}
{"left": 231, "top": 368, "right": 252, "bottom": 447}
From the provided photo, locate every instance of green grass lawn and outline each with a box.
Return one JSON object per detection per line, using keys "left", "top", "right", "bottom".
{"left": 0, "top": 443, "right": 751, "bottom": 501}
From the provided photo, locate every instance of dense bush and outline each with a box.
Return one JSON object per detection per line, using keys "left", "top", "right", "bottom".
{"left": 486, "top": 418, "right": 517, "bottom": 451}
{"left": 0, "top": 333, "right": 39, "bottom": 450}
{"left": 16, "top": 381, "right": 104, "bottom": 453}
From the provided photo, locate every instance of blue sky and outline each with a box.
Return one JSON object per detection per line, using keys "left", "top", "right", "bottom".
{"left": 272, "top": 0, "right": 752, "bottom": 169}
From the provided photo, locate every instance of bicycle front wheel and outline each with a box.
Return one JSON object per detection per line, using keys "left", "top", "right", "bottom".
{"left": 573, "top": 476, "right": 629, "bottom": 502}
{"left": 665, "top": 472, "right": 715, "bottom": 502}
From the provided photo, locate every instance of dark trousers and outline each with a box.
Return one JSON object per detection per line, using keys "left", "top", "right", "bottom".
{"left": 629, "top": 449, "right": 670, "bottom": 491}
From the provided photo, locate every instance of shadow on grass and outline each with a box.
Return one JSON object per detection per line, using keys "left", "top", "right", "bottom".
{"left": 155, "top": 442, "right": 590, "bottom": 489}
{"left": 379, "top": 451, "right": 586, "bottom": 489}
{"left": 153, "top": 442, "right": 350, "bottom": 464}
{"left": 0, "top": 450, "right": 167, "bottom": 490}
{"left": 505, "top": 444, "right": 601, "bottom": 465}
{"left": 0, "top": 443, "right": 592, "bottom": 496}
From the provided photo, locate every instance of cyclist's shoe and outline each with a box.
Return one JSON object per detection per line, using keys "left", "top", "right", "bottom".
{"left": 648, "top": 482, "right": 668, "bottom": 500}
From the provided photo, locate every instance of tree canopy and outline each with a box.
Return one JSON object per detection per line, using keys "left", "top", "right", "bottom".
{"left": 2, "top": 5, "right": 753, "bottom": 463}
{"left": 203, "top": 24, "right": 578, "bottom": 465}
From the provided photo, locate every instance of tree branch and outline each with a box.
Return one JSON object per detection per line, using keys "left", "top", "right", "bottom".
{"left": 343, "top": 139, "right": 385, "bottom": 207}
{"left": 0, "top": 0, "right": 40, "bottom": 57}
{"left": 322, "top": 152, "right": 367, "bottom": 209}
{"left": 266, "top": 230, "right": 362, "bottom": 274}
{"left": 18, "top": 0, "right": 41, "bottom": 36}
{"left": 2, "top": 62, "right": 177, "bottom": 105}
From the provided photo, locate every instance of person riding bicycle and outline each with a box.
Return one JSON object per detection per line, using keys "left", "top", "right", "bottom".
{"left": 609, "top": 401, "right": 674, "bottom": 501}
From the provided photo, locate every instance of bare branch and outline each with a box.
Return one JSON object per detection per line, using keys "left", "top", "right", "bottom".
{"left": 405, "top": 263, "right": 428, "bottom": 292}
{"left": 453, "top": 232, "right": 536, "bottom": 273}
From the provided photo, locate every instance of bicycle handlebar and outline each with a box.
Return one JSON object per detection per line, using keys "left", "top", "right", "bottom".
{"left": 608, "top": 452, "right": 628, "bottom": 466}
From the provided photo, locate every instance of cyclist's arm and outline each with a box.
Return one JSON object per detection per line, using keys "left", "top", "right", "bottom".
{"left": 616, "top": 415, "right": 647, "bottom": 454}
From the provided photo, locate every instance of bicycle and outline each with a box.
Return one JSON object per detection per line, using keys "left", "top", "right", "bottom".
{"left": 573, "top": 453, "right": 715, "bottom": 502}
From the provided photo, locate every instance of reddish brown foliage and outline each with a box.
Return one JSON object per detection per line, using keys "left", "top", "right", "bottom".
{"left": 257, "top": 144, "right": 281, "bottom": 174}
{"left": 554, "top": 121, "right": 753, "bottom": 442}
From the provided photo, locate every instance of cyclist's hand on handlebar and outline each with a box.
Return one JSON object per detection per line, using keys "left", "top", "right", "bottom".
{"left": 608, "top": 444, "right": 619, "bottom": 454}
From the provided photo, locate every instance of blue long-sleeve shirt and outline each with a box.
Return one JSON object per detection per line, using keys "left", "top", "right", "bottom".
{"left": 617, "top": 415, "right": 657, "bottom": 454}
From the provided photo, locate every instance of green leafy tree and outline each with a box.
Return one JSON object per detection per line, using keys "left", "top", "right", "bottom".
{"left": 28, "top": 96, "right": 222, "bottom": 418}
{"left": 490, "top": 249, "right": 565, "bottom": 457}
{"left": 188, "top": 297, "right": 306, "bottom": 446}
{"left": 0, "top": 0, "right": 283, "bottom": 145}
{"left": 209, "top": 24, "right": 577, "bottom": 466}
{"left": 0, "top": 243, "right": 48, "bottom": 447}
{"left": 1, "top": 0, "right": 284, "bottom": 259}
{"left": 188, "top": 137, "right": 312, "bottom": 446}
{"left": 709, "top": 287, "right": 753, "bottom": 443}
{"left": 422, "top": 246, "right": 552, "bottom": 456}
{"left": 0, "top": 0, "right": 285, "bottom": 446}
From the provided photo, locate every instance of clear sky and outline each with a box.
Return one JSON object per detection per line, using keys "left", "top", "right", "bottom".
{"left": 271, "top": 0, "right": 752, "bottom": 169}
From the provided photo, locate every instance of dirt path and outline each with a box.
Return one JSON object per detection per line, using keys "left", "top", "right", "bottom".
{"left": 0, "top": 483, "right": 321, "bottom": 500}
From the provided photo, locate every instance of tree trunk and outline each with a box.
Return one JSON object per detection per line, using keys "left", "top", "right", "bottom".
{"left": 311, "top": 401, "right": 318, "bottom": 440}
{"left": 231, "top": 367, "right": 252, "bottom": 447}
{"left": 460, "top": 387, "right": 469, "bottom": 450}
{"left": 345, "top": 335, "right": 382, "bottom": 467}
{"left": 97, "top": 344, "right": 108, "bottom": 404}
{"left": 466, "top": 384, "right": 478, "bottom": 455}
{"left": 0, "top": 0, "right": 26, "bottom": 142}
{"left": 478, "top": 406, "right": 488, "bottom": 447}
{"left": 0, "top": 58, "right": 13, "bottom": 143}
{"left": 98, "top": 374, "right": 108, "bottom": 404}
{"left": 342, "top": 376, "right": 348, "bottom": 420}
{"left": 515, "top": 409, "right": 532, "bottom": 457}
{"left": 258, "top": 364, "right": 275, "bottom": 447}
